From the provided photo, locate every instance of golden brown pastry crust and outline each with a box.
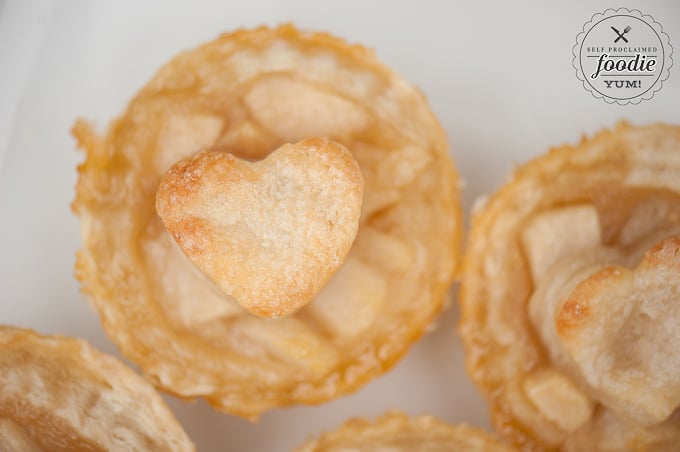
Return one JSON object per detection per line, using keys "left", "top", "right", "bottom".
{"left": 460, "top": 122, "right": 680, "bottom": 451}
{"left": 295, "top": 412, "right": 514, "bottom": 452}
{"left": 0, "top": 326, "right": 194, "bottom": 451}
{"left": 155, "top": 138, "right": 364, "bottom": 318}
{"left": 73, "top": 25, "right": 461, "bottom": 419}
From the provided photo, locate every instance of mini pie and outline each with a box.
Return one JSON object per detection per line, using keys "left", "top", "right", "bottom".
{"left": 73, "top": 25, "right": 461, "bottom": 419}
{"left": 460, "top": 122, "right": 680, "bottom": 450}
{"left": 294, "top": 411, "right": 515, "bottom": 451}
{"left": 0, "top": 325, "right": 194, "bottom": 451}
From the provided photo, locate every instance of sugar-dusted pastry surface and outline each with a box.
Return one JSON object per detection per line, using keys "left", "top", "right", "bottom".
{"left": 0, "top": 326, "right": 194, "bottom": 452}
{"left": 294, "top": 412, "right": 515, "bottom": 452}
{"left": 155, "top": 139, "right": 364, "bottom": 318}
{"left": 460, "top": 122, "right": 680, "bottom": 451}
{"left": 73, "top": 25, "right": 461, "bottom": 419}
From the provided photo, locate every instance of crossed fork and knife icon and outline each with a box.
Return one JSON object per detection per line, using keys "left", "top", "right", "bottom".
{"left": 611, "top": 25, "right": 631, "bottom": 43}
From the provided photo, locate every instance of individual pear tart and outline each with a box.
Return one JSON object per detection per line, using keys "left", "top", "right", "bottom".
{"left": 73, "top": 25, "right": 461, "bottom": 419}
{"left": 460, "top": 122, "right": 680, "bottom": 451}
{"left": 295, "top": 411, "right": 515, "bottom": 452}
{"left": 0, "top": 326, "right": 194, "bottom": 451}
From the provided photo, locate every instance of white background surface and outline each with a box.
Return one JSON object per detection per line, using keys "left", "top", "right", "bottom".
{"left": 0, "top": 1, "right": 678, "bottom": 450}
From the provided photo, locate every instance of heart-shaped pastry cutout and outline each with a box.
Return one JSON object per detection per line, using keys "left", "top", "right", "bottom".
{"left": 156, "top": 137, "right": 364, "bottom": 318}
{"left": 556, "top": 236, "right": 680, "bottom": 425}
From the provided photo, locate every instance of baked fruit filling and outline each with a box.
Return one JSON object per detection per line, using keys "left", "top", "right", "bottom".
{"left": 523, "top": 201, "right": 680, "bottom": 430}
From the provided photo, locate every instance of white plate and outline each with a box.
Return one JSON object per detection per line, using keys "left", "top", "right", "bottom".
{"left": 0, "top": 1, "right": 678, "bottom": 450}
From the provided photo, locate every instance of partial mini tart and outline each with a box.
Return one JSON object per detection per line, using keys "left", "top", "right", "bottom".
{"left": 295, "top": 411, "right": 514, "bottom": 452}
{"left": 460, "top": 122, "right": 680, "bottom": 450}
{"left": 73, "top": 25, "right": 461, "bottom": 419}
{"left": 0, "top": 326, "right": 194, "bottom": 451}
